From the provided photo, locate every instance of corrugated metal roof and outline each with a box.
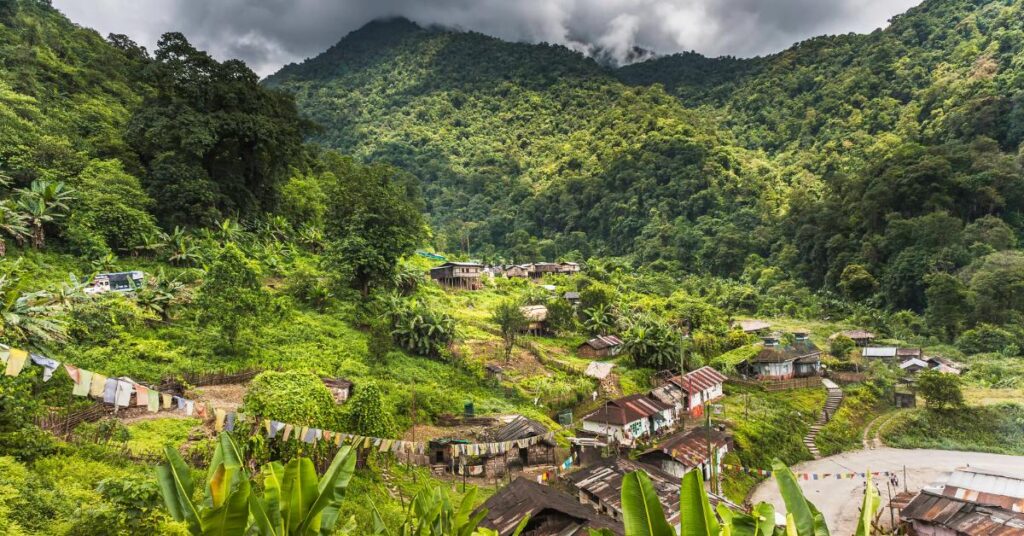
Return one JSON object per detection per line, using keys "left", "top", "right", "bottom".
{"left": 582, "top": 394, "right": 672, "bottom": 426}
{"left": 645, "top": 427, "right": 729, "bottom": 468}
{"left": 902, "top": 491, "right": 1024, "bottom": 535}
{"left": 475, "top": 478, "right": 624, "bottom": 535}
{"left": 490, "top": 416, "right": 553, "bottom": 444}
{"left": 669, "top": 366, "right": 727, "bottom": 394}
{"left": 862, "top": 347, "right": 898, "bottom": 357}
{"left": 584, "top": 361, "right": 615, "bottom": 380}
{"left": 567, "top": 458, "right": 682, "bottom": 525}
{"left": 582, "top": 335, "right": 623, "bottom": 350}
{"left": 944, "top": 467, "right": 1024, "bottom": 511}
{"left": 649, "top": 383, "right": 686, "bottom": 407}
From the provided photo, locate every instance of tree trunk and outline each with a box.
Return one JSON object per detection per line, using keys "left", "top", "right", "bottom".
{"left": 0, "top": 237, "right": 5, "bottom": 257}
{"left": 32, "top": 224, "right": 43, "bottom": 249}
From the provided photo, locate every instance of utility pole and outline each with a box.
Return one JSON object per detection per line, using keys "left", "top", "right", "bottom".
{"left": 705, "top": 399, "right": 715, "bottom": 494}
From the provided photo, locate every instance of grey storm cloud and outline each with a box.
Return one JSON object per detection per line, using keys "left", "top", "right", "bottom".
{"left": 53, "top": 0, "right": 922, "bottom": 77}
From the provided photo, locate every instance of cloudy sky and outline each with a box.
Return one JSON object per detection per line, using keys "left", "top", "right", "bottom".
{"left": 53, "top": 0, "right": 922, "bottom": 77}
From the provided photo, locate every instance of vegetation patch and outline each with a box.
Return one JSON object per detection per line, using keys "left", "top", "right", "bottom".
{"left": 882, "top": 404, "right": 1024, "bottom": 455}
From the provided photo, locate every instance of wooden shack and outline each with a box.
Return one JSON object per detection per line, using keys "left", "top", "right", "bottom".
{"left": 577, "top": 335, "right": 624, "bottom": 358}
{"left": 429, "top": 262, "right": 483, "bottom": 290}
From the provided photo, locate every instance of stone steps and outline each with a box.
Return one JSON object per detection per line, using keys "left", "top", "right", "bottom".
{"left": 802, "top": 381, "right": 844, "bottom": 459}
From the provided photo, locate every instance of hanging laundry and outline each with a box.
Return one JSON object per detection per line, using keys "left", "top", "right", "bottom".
{"left": 114, "top": 380, "right": 133, "bottom": 407}
{"left": 282, "top": 424, "right": 294, "bottom": 442}
{"left": 29, "top": 354, "right": 60, "bottom": 381}
{"left": 148, "top": 390, "right": 160, "bottom": 413}
{"left": 185, "top": 400, "right": 195, "bottom": 416}
{"left": 90, "top": 373, "right": 108, "bottom": 398}
{"left": 72, "top": 368, "right": 93, "bottom": 397}
{"left": 213, "top": 409, "right": 226, "bottom": 432}
{"left": 196, "top": 404, "right": 208, "bottom": 419}
{"left": 224, "top": 412, "right": 236, "bottom": 432}
{"left": 174, "top": 396, "right": 186, "bottom": 410}
{"left": 102, "top": 377, "right": 118, "bottom": 404}
{"left": 63, "top": 363, "right": 80, "bottom": 383}
{"left": 301, "top": 427, "right": 318, "bottom": 444}
{"left": 135, "top": 385, "right": 149, "bottom": 407}
{"left": 266, "top": 421, "right": 285, "bottom": 439}
{"left": 4, "top": 348, "right": 28, "bottom": 377}
{"left": 161, "top": 393, "right": 172, "bottom": 409}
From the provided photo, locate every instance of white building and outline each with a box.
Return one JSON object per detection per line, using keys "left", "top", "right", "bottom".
{"left": 581, "top": 394, "right": 674, "bottom": 445}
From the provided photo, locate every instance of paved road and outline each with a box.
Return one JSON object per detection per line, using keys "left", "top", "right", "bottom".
{"left": 749, "top": 447, "right": 1024, "bottom": 534}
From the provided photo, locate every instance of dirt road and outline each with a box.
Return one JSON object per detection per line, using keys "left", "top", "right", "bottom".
{"left": 749, "top": 447, "right": 1024, "bottom": 534}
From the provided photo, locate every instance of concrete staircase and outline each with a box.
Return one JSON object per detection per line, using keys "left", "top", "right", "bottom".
{"left": 804, "top": 379, "right": 843, "bottom": 459}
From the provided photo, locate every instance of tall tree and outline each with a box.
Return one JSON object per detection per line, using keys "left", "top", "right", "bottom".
{"left": 322, "top": 155, "right": 427, "bottom": 297}
{"left": 128, "top": 32, "right": 308, "bottom": 227}
{"left": 195, "top": 243, "right": 272, "bottom": 346}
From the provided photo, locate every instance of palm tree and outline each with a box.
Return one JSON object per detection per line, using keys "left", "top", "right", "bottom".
{"left": 584, "top": 303, "right": 615, "bottom": 336}
{"left": 0, "top": 201, "right": 29, "bottom": 256}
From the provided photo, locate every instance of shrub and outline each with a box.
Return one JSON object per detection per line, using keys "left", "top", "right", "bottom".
{"left": 68, "top": 294, "right": 155, "bottom": 344}
{"left": 339, "top": 382, "right": 396, "bottom": 438}
{"left": 917, "top": 370, "right": 964, "bottom": 409}
{"left": 956, "top": 324, "right": 1020, "bottom": 355}
{"left": 829, "top": 334, "right": 855, "bottom": 358}
{"left": 242, "top": 370, "right": 340, "bottom": 429}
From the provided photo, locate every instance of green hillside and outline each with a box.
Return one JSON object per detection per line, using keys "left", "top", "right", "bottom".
{"left": 269, "top": 1, "right": 1024, "bottom": 323}
{"left": 265, "top": 19, "right": 784, "bottom": 274}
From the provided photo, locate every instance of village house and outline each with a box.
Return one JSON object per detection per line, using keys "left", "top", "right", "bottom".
{"left": 484, "top": 416, "right": 556, "bottom": 475}
{"left": 896, "top": 347, "right": 923, "bottom": 361}
{"left": 558, "top": 262, "right": 581, "bottom": 274}
{"left": 429, "top": 261, "right": 484, "bottom": 290}
{"left": 580, "top": 394, "right": 674, "bottom": 445}
{"left": 900, "top": 467, "right": 1024, "bottom": 535}
{"left": 577, "top": 335, "right": 624, "bottom": 358}
{"left": 900, "top": 355, "right": 967, "bottom": 376}
{"left": 740, "top": 332, "right": 822, "bottom": 380}
{"left": 474, "top": 477, "right": 624, "bottom": 535}
{"left": 563, "top": 291, "right": 581, "bottom": 306}
{"left": 831, "top": 329, "right": 877, "bottom": 346}
{"left": 637, "top": 426, "right": 731, "bottom": 481}
{"left": 520, "top": 305, "right": 548, "bottom": 335}
{"left": 567, "top": 458, "right": 682, "bottom": 526}
{"left": 85, "top": 271, "right": 145, "bottom": 295}
{"left": 504, "top": 265, "right": 530, "bottom": 278}
{"left": 528, "top": 262, "right": 561, "bottom": 279}
{"left": 733, "top": 319, "right": 771, "bottom": 334}
{"left": 650, "top": 366, "right": 728, "bottom": 418}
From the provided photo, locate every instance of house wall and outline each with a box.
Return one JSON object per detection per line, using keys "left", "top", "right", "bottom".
{"left": 582, "top": 420, "right": 626, "bottom": 442}
{"left": 650, "top": 410, "right": 675, "bottom": 434}
{"left": 755, "top": 362, "right": 794, "bottom": 379}
{"left": 687, "top": 383, "right": 724, "bottom": 410}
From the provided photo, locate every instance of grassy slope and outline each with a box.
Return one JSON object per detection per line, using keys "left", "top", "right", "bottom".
{"left": 881, "top": 404, "right": 1024, "bottom": 455}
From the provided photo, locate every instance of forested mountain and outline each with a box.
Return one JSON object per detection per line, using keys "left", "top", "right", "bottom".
{"left": 268, "top": 0, "right": 1024, "bottom": 327}
{"left": 264, "top": 19, "right": 785, "bottom": 273}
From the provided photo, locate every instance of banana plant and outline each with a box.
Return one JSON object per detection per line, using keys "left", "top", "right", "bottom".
{"left": 613, "top": 459, "right": 879, "bottom": 536}
{"left": 248, "top": 445, "right": 357, "bottom": 536}
{"left": 156, "top": 433, "right": 251, "bottom": 536}
{"left": 373, "top": 486, "right": 528, "bottom": 536}
{"left": 156, "top": 434, "right": 357, "bottom": 536}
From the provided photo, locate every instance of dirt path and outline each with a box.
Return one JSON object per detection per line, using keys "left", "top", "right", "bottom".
{"left": 749, "top": 447, "right": 1024, "bottom": 534}
{"left": 860, "top": 409, "right": 904, "bottom": 449}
